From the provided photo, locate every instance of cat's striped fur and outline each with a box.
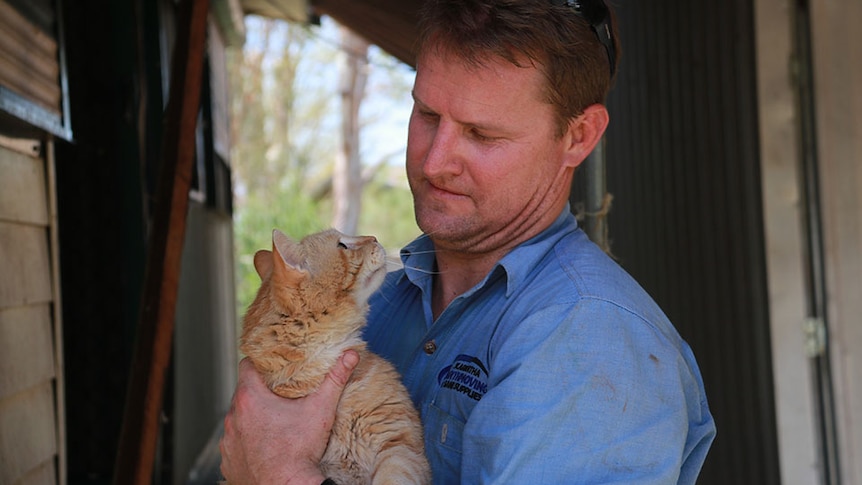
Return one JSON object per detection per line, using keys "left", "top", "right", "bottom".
{"left": 239, "top": 228, "right": 431, "bottom": 485}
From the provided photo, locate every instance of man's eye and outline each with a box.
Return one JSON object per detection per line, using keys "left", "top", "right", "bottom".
{"left": 419, "top": 110, "right": 439, "bottom": 122}
{"left": 471, "top": 129, "right": 495, "bottom": 142}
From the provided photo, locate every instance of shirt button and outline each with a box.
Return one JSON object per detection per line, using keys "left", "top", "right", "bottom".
{"left": 424, "top": 340, "right": 437, "bottom": 354}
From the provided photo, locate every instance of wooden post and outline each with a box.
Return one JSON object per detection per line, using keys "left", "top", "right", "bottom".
{"left": 112, "top": 0, "right": 210, "bottom": 484}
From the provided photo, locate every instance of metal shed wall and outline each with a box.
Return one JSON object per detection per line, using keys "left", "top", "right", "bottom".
{"left": 593, "top": 0, "right": 781, "bottom": 482}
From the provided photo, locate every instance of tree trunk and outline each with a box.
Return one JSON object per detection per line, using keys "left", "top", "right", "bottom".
{"left": 332, "top": 27, "right": 369, "bottom": 235}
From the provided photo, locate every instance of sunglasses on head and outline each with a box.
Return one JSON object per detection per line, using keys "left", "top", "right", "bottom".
{"left": 550, "top": 0, "right": 616, "bottom": 77}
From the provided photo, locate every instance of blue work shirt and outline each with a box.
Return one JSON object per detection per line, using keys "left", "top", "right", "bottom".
{"left": 365, "top": 208, "right": 716, "bottom": 484}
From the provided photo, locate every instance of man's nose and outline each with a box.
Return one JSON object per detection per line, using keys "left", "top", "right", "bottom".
{"left": 423, "top": 123, "right": 463, "bottom": 178}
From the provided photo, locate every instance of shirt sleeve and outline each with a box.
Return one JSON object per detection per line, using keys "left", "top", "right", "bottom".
{"left": 460, "top": 298, "right": 715, "bottom": 484}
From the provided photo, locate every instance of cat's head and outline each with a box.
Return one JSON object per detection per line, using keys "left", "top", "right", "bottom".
{"left": 253, "top": 228, "right": 387, "bottom": 309}
{"left": 241, "top": 228, "right": 386, "bottom": 361}
{"left": 240, "top": 228, "right": 386, "bottom": 395}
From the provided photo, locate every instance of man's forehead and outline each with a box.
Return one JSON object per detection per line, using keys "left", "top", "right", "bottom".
{"left": 414, "top": 52, "right": 545, "bottom": 103}
{"left": 412, "top": 55, "right": 554, "bottom": 133}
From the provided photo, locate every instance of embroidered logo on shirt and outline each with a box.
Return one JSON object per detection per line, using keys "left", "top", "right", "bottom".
{"left": 437, "top": 354, "right": 489, "bottom": 401}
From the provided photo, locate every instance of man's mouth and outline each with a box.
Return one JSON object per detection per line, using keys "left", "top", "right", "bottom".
{"left": 426, "top": 180, "right": 465, "bottom": 199}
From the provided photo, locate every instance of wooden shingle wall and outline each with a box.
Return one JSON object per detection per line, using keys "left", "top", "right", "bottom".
{"left": 0, "top": 1, "right": 61, "bottom": 115}
{"left": 0, "top": 138, "right": 64, "bottom": 485}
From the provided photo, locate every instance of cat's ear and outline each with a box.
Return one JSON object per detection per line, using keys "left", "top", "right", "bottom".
{"left": 272, "top": 229, "right": 308, "bottom": 286}
{"left": 253, "top": 250, "right": 273, "bottom": 280}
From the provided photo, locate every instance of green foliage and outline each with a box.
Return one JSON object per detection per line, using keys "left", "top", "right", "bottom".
{"left": 360, "top": 168, "right": 420, "bottom": 250}
{"left": 233, "top": 188, "right": 329, "bottom": 314}
{"left": 229, "top": 18, "right": 336, "bottom": 317}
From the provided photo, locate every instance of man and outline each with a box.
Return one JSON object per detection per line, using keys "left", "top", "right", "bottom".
{"left": 220, "top": 0, "right": 716, "bottom": 483}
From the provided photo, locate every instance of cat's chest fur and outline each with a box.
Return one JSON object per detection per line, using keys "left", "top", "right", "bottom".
{"left": 238, "top": 229, "right": 431, "bottom": 485}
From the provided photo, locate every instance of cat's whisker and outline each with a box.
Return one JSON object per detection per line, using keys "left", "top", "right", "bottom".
{"left": 402, "top": 265, "right": 444, "bottom": 275}
{"left": 399, "top": 249, "right": 440, "bottom": 256}
{"left": 383, "top": 256, "right": 444, "bottom": 276}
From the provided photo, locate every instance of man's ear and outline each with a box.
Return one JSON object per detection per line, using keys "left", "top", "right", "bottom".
{"left": 562, "top": 104, "right": 609, "bottom": 169}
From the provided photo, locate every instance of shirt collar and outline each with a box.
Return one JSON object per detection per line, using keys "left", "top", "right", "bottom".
{"left": 399, "top": 206, "right": 579, "bottom": 298}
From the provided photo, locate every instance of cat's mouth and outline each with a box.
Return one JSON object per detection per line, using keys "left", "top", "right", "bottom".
{"left": 353, "top": 264, "right": 387, "bottom": 305}
{"left": 364, "top": 265, "right": 387, "bottom": 291}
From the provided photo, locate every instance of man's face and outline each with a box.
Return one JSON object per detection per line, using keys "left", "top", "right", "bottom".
{"left": 407, "top": 51, "right": 576, "bottom": 254}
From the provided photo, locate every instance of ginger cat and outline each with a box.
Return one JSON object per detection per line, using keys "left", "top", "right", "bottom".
{"left": 239, "top": 228, "right": 431, "bottom": 485}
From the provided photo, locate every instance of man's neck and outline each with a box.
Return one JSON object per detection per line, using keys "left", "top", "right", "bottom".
{"left": 426, "top": 200, "right": 570, "bottom": 320}
{"left": 429, "top": 246, "right": 505, "bottom": 320}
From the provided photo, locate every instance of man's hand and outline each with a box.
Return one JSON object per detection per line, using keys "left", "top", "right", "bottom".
{"left": 219, "top": 351, "right": 360, "bottom": 485}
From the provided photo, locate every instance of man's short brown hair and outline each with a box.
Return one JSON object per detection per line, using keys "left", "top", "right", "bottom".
{"left": 417, "top": 0, "right": 620, "bottom": 137}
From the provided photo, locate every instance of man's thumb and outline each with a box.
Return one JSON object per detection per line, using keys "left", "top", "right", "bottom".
{"left": 325, "top": 350, "right": 360, "bottom": 389}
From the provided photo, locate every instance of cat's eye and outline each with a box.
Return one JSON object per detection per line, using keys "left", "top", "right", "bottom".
{"left": 337, "top": 241, "right": 348, "bottom": 249}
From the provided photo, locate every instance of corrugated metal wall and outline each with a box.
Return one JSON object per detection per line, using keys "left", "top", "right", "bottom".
{"left": 586, "top": 0, "right": 782, "bottom": 482}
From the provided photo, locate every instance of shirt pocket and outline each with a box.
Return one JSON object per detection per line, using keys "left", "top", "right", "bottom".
{"left": 423, "top": 402, "right": 465, "bottom": 482}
